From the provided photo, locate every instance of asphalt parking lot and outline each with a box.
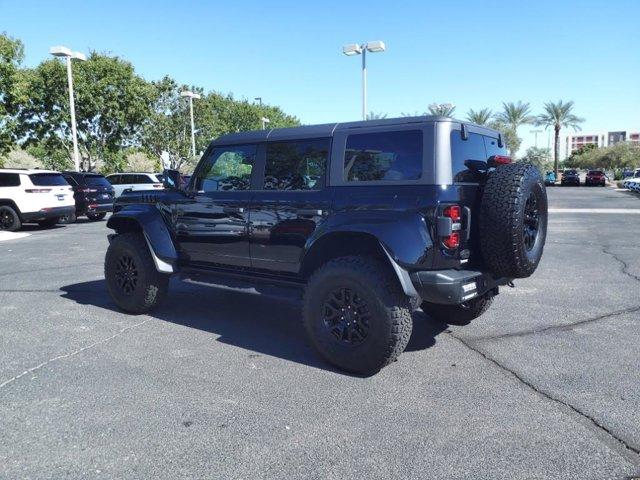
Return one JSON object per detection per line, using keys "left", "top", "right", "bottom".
{"left": 1, "top": 186, "right": 640, "bottom": 480}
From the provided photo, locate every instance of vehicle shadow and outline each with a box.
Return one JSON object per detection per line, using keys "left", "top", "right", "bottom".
{"left": 59, "top": 279, "right": 447, "bottom": 376}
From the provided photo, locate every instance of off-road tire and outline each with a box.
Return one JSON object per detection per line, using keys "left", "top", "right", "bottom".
{"left": 38, "top": 218, "right": 59, "bottom": 228}
{"left": 87, "top": 212, "right": 107, "bottom": 221}
{"left": 0, "top": 205, "right": 21, "bottom": 232}
{"left": 105, "top": 232, "right": 169, "bottom": 314}
{"left": 303, "top": 255, "right": 413, "bottom": 376}
{"left": 422, "top": 294, "right": 494, "bottom": 326}
{"left": 480, "top": 163, "right": 547, "bottom": 279}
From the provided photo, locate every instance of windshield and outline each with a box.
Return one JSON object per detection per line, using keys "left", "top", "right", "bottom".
{"left": 29, "top": 173, "right": 69, "bottom": 186}
{"left": 84, "top": 175, "right": 112, "bottom": 188}
{"left": 565, "top": 170, "right": 577, "bottom": 175}
{"left": 588, "top": 171, "right": 603, "bottom": 175}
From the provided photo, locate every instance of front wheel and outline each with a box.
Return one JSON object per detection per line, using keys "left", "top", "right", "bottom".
{"left": 303, "top": 256, "right": 413, "bottom": 376}
{"left": 422, "top": 294, "right": 494, "bottom": 326}
{"left": 87, "top": 212, "right": 107, "bottom": 221}
{"left": 105, "top": 232, "right": 169, "bottom": 314}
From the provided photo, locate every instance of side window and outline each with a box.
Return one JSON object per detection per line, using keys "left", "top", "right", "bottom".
{"left": 0, "top": 173, "right": 20, "bottom": 187}
{"left": 264, "top": 139, "right": 329, "bottom": 190}
{"left": 134, "top": 174, "right": 153, "bottom": 184}
{"left": 64, "top": 175, "right": 78, "bottom": 186}
{"left": 196, "top": 144, "right": 256, "bottom": 192}
{"left": 106, "top": 175, "right": 118, "bottom": 185}
{"left": 484, "top": 135, "right": 507, "bottom": 158}
{"left": 344, "top": 130, "right": 423, "bottom": 182}
{"left": 450, "top": 131, "right": 486, "bottom": 182}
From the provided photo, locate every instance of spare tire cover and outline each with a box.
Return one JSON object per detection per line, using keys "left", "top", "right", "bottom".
{"left": 479, "top": 163, "right": 548, "bottom": 279}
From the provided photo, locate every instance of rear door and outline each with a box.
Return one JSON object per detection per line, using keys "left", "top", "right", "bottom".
{"left": 248, "top": 138, "right": 332, "bottom": 273}
{"left": 174, "top": 144, "right": 256, "bottom": 268}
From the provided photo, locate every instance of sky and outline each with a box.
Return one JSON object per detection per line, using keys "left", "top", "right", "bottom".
{"left": 2, "top": 0, "right": 639, "bottom": 154}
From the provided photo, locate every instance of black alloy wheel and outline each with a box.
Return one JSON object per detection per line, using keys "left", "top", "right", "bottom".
{"left": 115, "top": 254, "right": 138, "bottom": 295}
{"left": 523, "top": 192, "right": 540, "bottom": 252}
{"left": 0, "top": 209, "right": 15, "bottom": 230}
{"left": 322, "top": 287, "right": 371, "bottom": 346}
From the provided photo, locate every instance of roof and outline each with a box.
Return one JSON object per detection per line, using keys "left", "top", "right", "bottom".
{"left": 211, "top": 115, "right": 499, "bottom": 146}
{"left": 0, "top": 168, "right": 61, "bottom": 174}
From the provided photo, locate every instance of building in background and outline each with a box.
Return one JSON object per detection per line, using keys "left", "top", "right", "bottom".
{"left": 565, "top": 130, "right": 640, "bottom": 157}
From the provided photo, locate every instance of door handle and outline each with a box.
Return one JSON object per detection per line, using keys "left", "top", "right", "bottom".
{"left": 296, "top": 208, "right": 324, "bottom": 216}
{"left": 223, "top": 206, "right": 245, "bottom": 214}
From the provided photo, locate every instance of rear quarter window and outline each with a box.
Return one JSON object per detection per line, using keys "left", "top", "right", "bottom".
{"left": 344, "top": 130, "right": 423, "bottom": 182}
{"left": 0, "top": 173, "right": 21, "bottom": 187}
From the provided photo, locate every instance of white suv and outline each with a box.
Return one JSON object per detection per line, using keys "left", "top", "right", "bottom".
{"left": 105, "top": 172, "right": 164, "bottom": 198}
{"left": 0, "top": 169, "right": 76, "bottom": 231}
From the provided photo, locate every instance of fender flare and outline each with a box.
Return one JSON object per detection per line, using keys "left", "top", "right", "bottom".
{"left": 106, "top": 205, "right": 178, "bottom": 273}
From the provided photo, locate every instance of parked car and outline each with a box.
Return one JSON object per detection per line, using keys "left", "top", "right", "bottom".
{"left": 104, "top": 172, "right": 164, "bottom": 198}
{"left": 584, "top": 169, "right": 606, "bottom": 186}
{"left": 103, "top": 116, "right": 548, "bottom": 375}
{"left": 544, "top": 171, "right": 556, "bottom": 186}
{"left": 623, "top": 174, "right": 640, "bottom": 192}
{"left": 0, "top": 169, "right": 75, "bottom": 231}
{"left": 61, "top": 171, "right": 115, "bottom": 222}
{"left": 561, "top": 169, "right": 580, "bottom": 186}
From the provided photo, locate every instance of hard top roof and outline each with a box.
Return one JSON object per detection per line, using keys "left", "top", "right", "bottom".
{"left": 0, "top": 168, "right": 61, "bottom": 174}
{"left": 211, "top": 115, "right": 500, "bottom": 146}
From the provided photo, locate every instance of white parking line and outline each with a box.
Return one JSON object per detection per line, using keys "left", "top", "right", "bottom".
{"left": 0, "top": 232, "right": 31, "bottom": 242}
{"left": 549, "top": 208, "right": 640, "bottom": 214}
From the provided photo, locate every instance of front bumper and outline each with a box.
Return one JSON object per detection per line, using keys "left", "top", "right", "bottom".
{"left": 410, "top": 269, "right": 510, "bottom": 305}
{"left": 21, "top": 206, "right": 76, "bottom": 222}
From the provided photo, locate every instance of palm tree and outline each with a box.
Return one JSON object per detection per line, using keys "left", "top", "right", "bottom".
{"left": 536, "top": 100, "right": 584, "bottom": 174}
{"left": 466, "top": 108, "right": 493, "bottom": 126}
{"left": 494, "top": 101, "right": 535, "bottom": 130}
{"left": 428, "top": 103, "right": 456, "bottom": 117}
{"left": 366, "top": 111, "right": 387, "bottom": 120}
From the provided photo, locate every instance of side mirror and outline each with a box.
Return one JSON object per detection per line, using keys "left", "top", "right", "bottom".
{"left": 163, "top": 169, "right": 182, "bottom": 190}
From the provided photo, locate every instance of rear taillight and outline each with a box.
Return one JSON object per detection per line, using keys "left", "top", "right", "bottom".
{"left": 488, "top": 155, "right": 512, "bottom": 167}
{"left": 442, "top": 232, "right": 460, "bottom": 249}
{"left": 25, "top": 188, "right": 51, "bottom": 193}
{"left": 440, "top": 204, "right": 463, "bottom": 250}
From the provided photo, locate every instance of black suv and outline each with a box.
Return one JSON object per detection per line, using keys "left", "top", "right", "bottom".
{"left": 104, "top": 116, "right": 548, "bottom": 375}
{"left": 61, "top": 171, "right": 115, "bottom": 222}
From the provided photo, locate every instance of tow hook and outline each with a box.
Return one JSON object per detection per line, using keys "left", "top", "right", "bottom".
{"left": 507, "top": 280, "right": 515, "bottom": 288}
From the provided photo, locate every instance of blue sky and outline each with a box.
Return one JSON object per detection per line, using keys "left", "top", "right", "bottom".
{"left": 2, "top": 0, "right": 639, "bottom": 153}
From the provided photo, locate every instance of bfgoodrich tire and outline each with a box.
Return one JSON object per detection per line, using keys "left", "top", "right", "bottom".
{"left": 422, "top": 293, "right": 494, "bottom": 326}
{"left": 480, "top": 163, "right": 548, "bottom": 279}
{"left": 303, "top": 256, "right": 413, "bottom": 376}
{"left": 105, "top": 232, "right": 169, "bottom": 314}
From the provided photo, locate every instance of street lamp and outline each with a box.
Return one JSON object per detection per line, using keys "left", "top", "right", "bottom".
{"left": 254, "top": 97, "right": 262, "bottom": 107}
{"left": 180, "top": 90, "right": 201, "bottom": 158}
{"left": 530, "top": 129, "right": 543, "bottom": 148}
{"left": 49, "top": 46, "right": 86, "bottom": 172}
{"left": 342, "top": 40, "right": 386, "bottom": 120}
{"left": 261, "top": 117, "right": 270, "bottom": 130}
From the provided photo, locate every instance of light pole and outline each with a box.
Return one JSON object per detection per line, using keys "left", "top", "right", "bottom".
{"left": 180, "top": 90, "right": 201, "bottom": 158}
{"left": 254, "top": 97, "right": 262, "bottom": 107}
{"left": 342, "top": 41, "right": 386, "bottom": 120}
{"left": 49, "top": 46, "right": 86, "bottom": 172}
{"left": 261, "top": 117, "right": 270, "bottom": 130}
{"left": 530, "top": 129, "right": 543, "bottom": 148}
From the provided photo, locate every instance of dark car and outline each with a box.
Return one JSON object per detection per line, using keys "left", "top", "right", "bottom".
{"left": 585, "top": 170, "right": 606, "bottom": 186}
{"left": 561, "top": 169, "right": 580, "bottom": 186}
{"left": 61, "top": 171, "right": 115, "bottom": 222}
{"left": 103, "top": 116, "right": 548, "bottom": 375}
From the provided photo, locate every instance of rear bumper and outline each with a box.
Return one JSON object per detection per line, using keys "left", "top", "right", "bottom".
{"left": 410, "top": 269, "right": 510, "bottom": 305}
{"left": 21, "top": 206, "right": 75, "bottom": 222}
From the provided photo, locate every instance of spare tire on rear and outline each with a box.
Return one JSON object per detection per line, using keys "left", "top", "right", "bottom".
{"left": 479, "top": 163, "right": 547, "bottom": 279}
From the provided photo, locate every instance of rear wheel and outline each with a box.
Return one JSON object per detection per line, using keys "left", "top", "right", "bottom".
{"left": 38, "top": 218, "right": 59, "bottom": 228}
{"left": 105, "top": 232, "right": 169, "bottom": 314}
{"left": 303, "top": 256, "right": 412, "bottom": 376}
{"left": 87, "top": 212, "right": 107, "bottom": 221}
{"left": 0, "top": 206, "right": 21, "bottom": 232}
{"left": 422, "top": 294, "right": 494, "bottom": 326}
{"left": 59, "top": 212, "right": 77, "bottom": 224}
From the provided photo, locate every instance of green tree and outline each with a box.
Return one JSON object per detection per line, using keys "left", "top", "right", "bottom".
{"left": 16, "top": 52, "right": 155, "bottom": 172}
{"left": 536, "top": 100, "right": 584, "bottom": 175}
{"left": 466, "top": 108, "right": 492, "bottom": 126}
{"left": 519, "top": 146, "right": 552, "bottom": 170}
{"left": 0, "top": 32, "right": 24, "bottom": 155}
{"left": 493, "top": 101, "right": 534, "bottom": 157}
{"left": 428, "top": 103, "right": 456, "bottom": 117}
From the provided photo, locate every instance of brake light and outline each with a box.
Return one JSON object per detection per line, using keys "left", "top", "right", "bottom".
{"left": 493, "top": 155, "right": 512, "bottom": 165}
{"left": 443, "top": 232, "right": 460, "bottom": 249}
{"left": 443, "top": 205, "right": 461, "bottom": 222}
{"left": 25, "top": 188, "right": 51, "bottom": 193}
